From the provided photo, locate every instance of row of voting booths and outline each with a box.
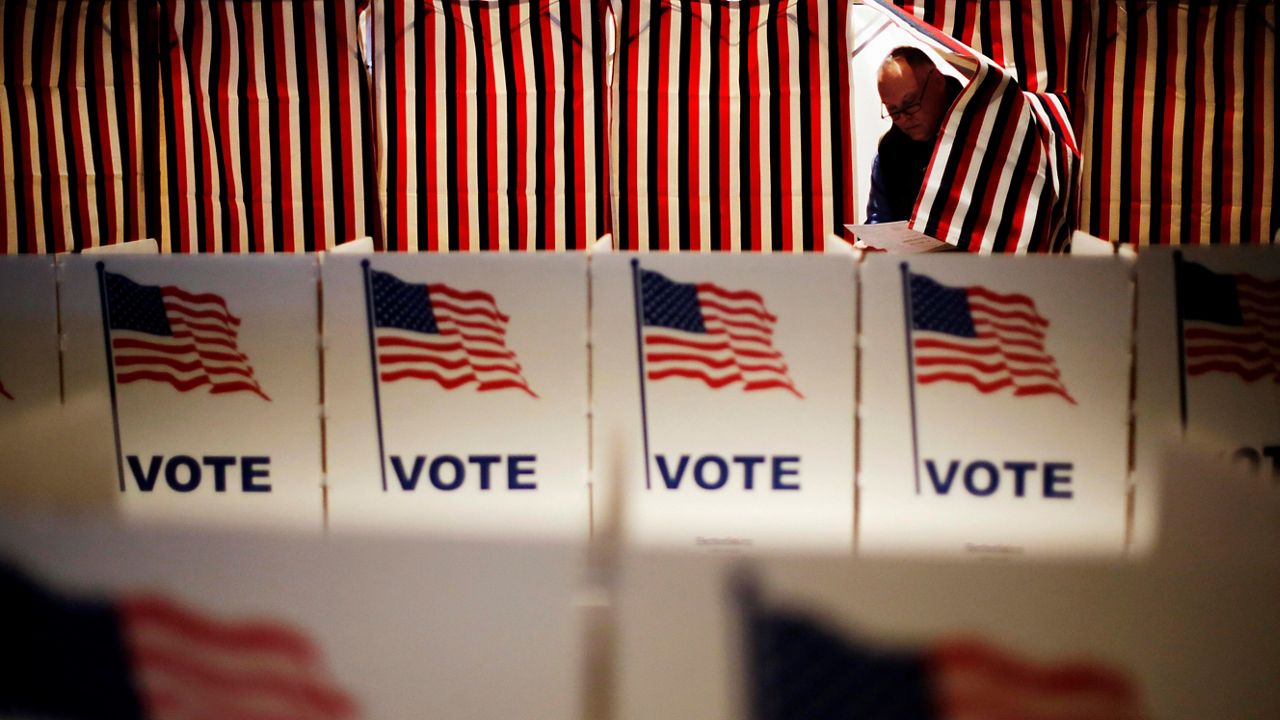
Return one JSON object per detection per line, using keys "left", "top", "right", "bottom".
{"left": 2, "top": 246, "right": 1276, "bottom": 557}
{"left": 1, "top": 1, "right": 1275, "bottom": 254}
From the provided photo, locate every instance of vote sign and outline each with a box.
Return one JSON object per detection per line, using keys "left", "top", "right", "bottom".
{"left": 859, "top": 255, "right": 1132, "bottom": 557}
{"left": 322, "top": 254, "right": 589, "bottom": 540}
{"left": 59, "top": 255, "right": 324, "bottom": 528}
{"left": 591, "top": 254, "right": 856, "bottom": 551}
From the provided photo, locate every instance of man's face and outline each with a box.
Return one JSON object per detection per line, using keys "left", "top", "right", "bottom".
{"left": 878, "top": 58, "right": 947, "bottom": 142}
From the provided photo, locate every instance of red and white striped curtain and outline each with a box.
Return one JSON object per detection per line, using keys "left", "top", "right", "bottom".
{"left": 888, "top": 1, "right": 1091, "bottom": 111}
{"left": 0, "top": 1, "right": 151, "bottom": 254}
{"left": 372, "top": 0, "right": 611, "bottom": 252}
{"left": 158, "top": 0, "right": 376, "bottom": 252}
{"left": 870, "top": 1, "right": 1081, "bottom": 252}
{"left": 609, "top": 0, "right": 855, "bottom": 252}
{"left": 1080, "top": 1, "right": 1277, "bottom": 246}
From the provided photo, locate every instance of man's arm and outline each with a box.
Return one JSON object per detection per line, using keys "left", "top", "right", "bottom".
{"left": 865, "top": 154, "right": 893, "bottom": 224}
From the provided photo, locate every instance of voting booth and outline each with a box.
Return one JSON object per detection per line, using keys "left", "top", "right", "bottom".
{"left": 0, "top": 257, "right": 66, "bottom": 507}
{"left": 859, "top": 255, "right": 1133, "bottom": 557}
{"left": 0, "top": 0, "right": 1277, "bottom": 716}
{"left": 1131, "top": 246, "right": 1280, "bottom": 555}
{"left": 591, "top": 253, "right": 857, "bottom": 551}
{"left": 322, "top": 254, "right": 590, "bottom": 540}
{"left": 57, "top": 255, "right": 325, "bottom": 528}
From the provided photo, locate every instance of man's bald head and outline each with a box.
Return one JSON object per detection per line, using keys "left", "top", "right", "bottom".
{"left": 877, "top": 46, "right": 951, "bottom": 142}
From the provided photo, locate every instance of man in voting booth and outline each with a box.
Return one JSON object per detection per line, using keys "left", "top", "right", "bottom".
{"left": 866, "top": 46, "right": 963, "bottom": 224}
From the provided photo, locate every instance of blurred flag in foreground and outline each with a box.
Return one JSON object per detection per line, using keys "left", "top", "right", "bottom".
{"left": 741, "top": 578, "right": 1143, "bottom": 720}
{"left": 1, "top": 562, "right": 357, "bottom": 720}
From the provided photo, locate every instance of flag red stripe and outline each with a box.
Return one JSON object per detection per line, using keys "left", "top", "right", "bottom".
{"left": 379, "top": 354, "right": 477, "bottom": 370}
{"left": 116, "top": 370, "right": 211, "bottom": 392}
{"left": 376, "top": 336, "right": 461, "bottom": 352}
{"left": 1185, "top": 344, "right": 1277, "bottom": 362}
{"left": 933, "top": 640, "right": 1137, "bottom": 701}
{"left": 975, "top": 318, "right": 1046, "bottom": 340}
{"left": 1186, "top": 361, "right": 1279, "bottom": 382}
{"left": 916, "top": 356, "right": 1062, "bottom": 380}
{"left": 430, "top": 299, "right": 509, "bottom": 323}
{"left": 477, "top": 378, "right": 538, "bottom": 397}
{"left": 648, "top": 367, "right": 745, "bottom": 387}
{"left": 130, "top": 647, "right": 352, "bottom": 716}
{"left": 113, "top": 338, "right": 200, "bottom": 354}
{"left": 435, "top": 317, "right": 505, "bottom": 335}
{"left": 381, "top": 368, "right": 479, "bottom": 387}
{"left": 646, "top": 352, "right": 737, "bottom": 369}
{"left": 1185, "top": 327, "right": 1278, "bottom": 343}
{"left": 699, "top": 299, "right": 776, "bottom": 323}
{"left": 916, "top": 338, "right": 1053, "bottom": 363}
{"left": 705, "top": 316, "right": 774, "bottom": 334}
{"left": 428, "top": 284, "right": 503, "bottom": 306}
{"left": 124, "top": 594, "right": 317, "bottom": 661}
{"left": 697, "top": 282, "right": 769, "bottom": 305}
{"left": 114, "top": 355, "right": 253, "bottom": 376}
{"left": 743, "top": 378, "right": 801, "bottom": 396}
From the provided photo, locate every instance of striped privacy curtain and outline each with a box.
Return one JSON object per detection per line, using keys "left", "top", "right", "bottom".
{"left": 888, "top": 1, "right": 1091, "bottom": 112}
{"left": 158, "top": 0, "right": 377, "bottom": 253}
{"left": 867, "top": 1, "right": 1081, "bottom": 253}
{"left": 0, "top": 1, "right": 152, "bottom": 254}
{"left": 610, "top": 0, "right": 856, "bottom": 252}
{"left": 373, "top": 0, "right": 611, "bottom": 252}
{"left": 1080, "top": 1, "right": 1277, "bottom": 246}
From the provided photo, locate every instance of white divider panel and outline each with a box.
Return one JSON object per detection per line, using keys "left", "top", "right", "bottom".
{"left": 0, "top": 515, "right": 583, "bottom": 720}
{"left": 1132, "top": 246, "right": 1280, "bottom": 556}
{"left": 58, "top": 255, "right": 323, "bottom": 528}
{"left": 615, "top": 548, "right": 1280, "bottom": 720}
{"left": 592, "top": 254, "right": 857, "bottom": 551}
{"left": 859, "top": 255, "right": 1131, "bottom": 558}
{"left": 322, "top": 255, "right": 589, "bottom": 540}
{"left": 0, "top": 257, "right": 64, "bottom": 507}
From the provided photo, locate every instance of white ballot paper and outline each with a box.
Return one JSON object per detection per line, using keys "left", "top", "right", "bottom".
{"left": 845, "top": 222, "right": 955, "bottom": 253}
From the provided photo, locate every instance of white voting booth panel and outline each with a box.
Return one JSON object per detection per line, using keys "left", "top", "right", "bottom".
{"left": 58, "top": 255, "right": 324, "bottom": 528}
{"left": 859, "top": 255, "right": 1132, "bottom": 558}
{"left": 591, "top": 254, "right": 857, "bottom": 551}
{"left": 0, "top": 257, "right": 68, "bottom": 507}
{"left": 0, "top": 516, "right": 583, "bottom": 720}
{"left": 322, "top": 255, "right": 589, "bottom": 540}
{"left": 1131, "top": 246, "right": 1280, "bottom": 556}
{"left": 616, "top": 446, "right": 1280, "bottom": 720}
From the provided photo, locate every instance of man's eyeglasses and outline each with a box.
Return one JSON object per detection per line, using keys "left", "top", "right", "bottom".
{"left": 881, "top": 70, "right": 935, "bottom": 121}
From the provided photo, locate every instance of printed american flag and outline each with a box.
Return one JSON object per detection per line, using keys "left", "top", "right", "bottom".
{"left": 369, "top": 269, "right": 536, "bottom": 397}
{"left": 1179, "top": 260, "right": 1280, "bottom": 383}
{"left": 747, "top": 602, "right": 1144, "bottom": 720}
{"left": 638, "top": 268, "right": 801, "bottom": 397}
{"left": 121, "top": 594, "right": 358, "bottom": 720}
{"left": 103, "top": 272, "right": 270, "bottom": 400}
{"left": 908, "top": 271, "right": 1074, "bottom": 403}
